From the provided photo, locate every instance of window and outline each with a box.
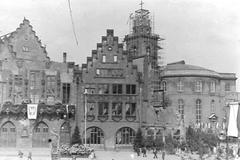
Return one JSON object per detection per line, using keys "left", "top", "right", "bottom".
{"left": 195, "top": 81, "right": 202, "bottom": 92}
{"left": 43, "top": 127, "right": 48, "bottom": 133}
{"left": 225, "top": 83, "right": 230, "bottom": 91}
{"left": 30, "top": 72, "right": 37, "bottom": 89}
{"left": 196, "top": 99, "right": 202, "bottom": 123}
{"left": 146, "top": 47, "right": 150, "bottom": 55}
{"left": 211, "top": 100, "right": 215, "bottom": 114}
{"left": 96, "top": 69, "right": 100, "bottom": 75}
{"left": 102, "top": 55, "right": 106, "bottom": 63}
{"left": 86, "top": 127, "right": 104, "bottom": 144}
{"left": 87, "top": 102, "right": 95, "bottom": 115}
{"left": 97, "top": 84, "right": 109, "bottom": 94}
{"left": 46, "top": 76, "right": 56, "bottom": 97}
{"left": 98, "top": 102, "right": 108, "bottom": 116}
{"left": 116, "top": 127, "right": 136, "bottom": 145}
{"left": 126, "top": 84, "right": 136, "bottom": 94}
{"left": 113, "top": 55, "right": 118, "bottom": 62}
{"left": 2, "top": 128, "right": 7, "bottom": 132}
{"left": 112, "top": 84, "right": 122, "bottom": 94}
{"left": 210, "top": 81, "right": 216, "bottom": 93}
{"left": 14, "top": 75, "right": 23, "bottom": 86}
{"left": 10, "top": 128, "right": 16, "bottom": 132}
{"left": 177, "top": 80, "right": 184, "bottom": 92}
{"left": 125, "top": 103, "right": 136, "bottom": 116}
{"left": 35, "top": 127, "right": 40, "bottom": 133}
{"left": 161, "top": 81, "right": 167, "bottom": 92}
{"left": 112, "top": 102, "right": 122, "bottom": 116}
{"left": 62, "top": 83, "right": 70, "bottom": 104}
{"left": 22, "top": 46, "right": 29, "bottom": 52}
{"left": 178, "top": 99, "right": 184, "bottom": 121}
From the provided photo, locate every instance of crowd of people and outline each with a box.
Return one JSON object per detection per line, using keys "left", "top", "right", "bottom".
{"left": 135, "top": 147, "right": 166, "bottom": 160}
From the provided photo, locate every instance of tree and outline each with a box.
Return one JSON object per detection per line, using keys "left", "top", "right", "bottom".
{"left": 71, "top": 126, "right": 82, "bottom": 145}
{"left": 133, "top": 128, "right": 143, "bottom": 150}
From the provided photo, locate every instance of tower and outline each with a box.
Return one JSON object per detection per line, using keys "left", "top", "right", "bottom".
{"left": 124, "top": 3, "right": 164, "bottom": 124}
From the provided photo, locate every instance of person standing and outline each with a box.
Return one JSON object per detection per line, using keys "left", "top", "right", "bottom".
{"left": 153, "top": 148, "right": 158, "bottom": 159}
{"left": 142, "top": 147, "right": 147, "bottom": 157}
{"left": 27, "top": 152, "right": 32, "bottom": 160}
{"left": 162, "top": 149, "right": 165, "bottom": 160}
{"left": 136, "top": 147, "right": 140, "bottom": 156}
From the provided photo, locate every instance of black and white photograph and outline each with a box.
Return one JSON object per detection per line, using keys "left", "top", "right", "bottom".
{"left": 0, "top": 0, "right": 239, "bottom": 160}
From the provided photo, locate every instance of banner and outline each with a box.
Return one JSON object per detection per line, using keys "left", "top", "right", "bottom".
{"left": 27, "top": 104, "right": 38, "bottom": 119}
{"left": 227, "top": 102, "right": 239, "bottom": 137}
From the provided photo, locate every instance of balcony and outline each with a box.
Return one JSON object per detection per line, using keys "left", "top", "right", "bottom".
{"left": 86, "top": 115, "right": 95, "bottom": 122}
{"left": 112, "top": 115, "right": 122, "bottom": 122}
{"left": 125, "top": 115, "right": 136, "bottom": 122}
{"left": 97, "top": 115, "right": 108, "bottom": 122}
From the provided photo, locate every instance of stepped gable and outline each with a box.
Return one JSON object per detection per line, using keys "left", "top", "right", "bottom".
{"left": 0, "top": 18, "right": 48, "bottom": 62}
{"left": 81, "top": 29, "right": 140, "bottom": 81}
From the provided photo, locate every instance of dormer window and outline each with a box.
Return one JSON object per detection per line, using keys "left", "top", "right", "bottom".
{"left": 22, "top": 46, "right": 29, "bottom": 52}
{"left": 113, "top": 55, "right": 117, "bottom": 62}
{"left": 108, "top": 46, "right": 112, "bottom": 51}
{"left": 96, "top": 69, "right": 100, "bottom": 75}
{"left": 146, "top": 47, "right": 150, "bottom": 55}
{"left": 102, "top": 55, "right": 106, "bottom": 63}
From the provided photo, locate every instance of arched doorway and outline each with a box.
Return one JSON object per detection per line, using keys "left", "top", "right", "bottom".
{"left": 60, "top": 122, "right": 70, "bottom": 145}
{"left": 85, "top": 127, "right": 104, "bottom": 148}
{"left": 116, "top": 127, "right": 135, "bottom": 148}
{"left": 32, "top": 122, "right": 49, "bottom": 147}
{"left": 0, "top": 121, "right": 16, "bottom": 147}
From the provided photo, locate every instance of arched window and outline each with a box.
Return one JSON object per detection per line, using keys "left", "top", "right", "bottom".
{"left": 161, "top": 81, "right": 167, "bottom": 92}
{"left": 178, "top": 99, "right": 184, "bottom": 121}
{"left": 0, "top": 121, "right": 16, "bottom": 147}
{"left": 60, "top": 122, "right": 70, "bottom": 145}
{"left": 196, "top": 99, "right": 202, "bottom": 123}
{"left": 32, "top": 122, "right": 49, "bottom": 147}
{"left": 116, "top": 127, "right": 136, "bottom": 145}
{"left": 86, "top": 127, "right": 104, "bottom": 144}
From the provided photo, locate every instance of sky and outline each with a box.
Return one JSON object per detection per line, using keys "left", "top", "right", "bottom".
{"left": 0, "top": 0, "right": 240, "bottom": 91}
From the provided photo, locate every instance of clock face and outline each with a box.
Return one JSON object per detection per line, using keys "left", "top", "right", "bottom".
{"left": 108, "top": 46, "right": 112, "bottom": 51}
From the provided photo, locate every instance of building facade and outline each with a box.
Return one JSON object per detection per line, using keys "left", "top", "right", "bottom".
{"left": 161, "top": 60, "right": 237, "bottom": 130}
{"left": 80, "top": 29, "right": 140, "bottom": 150}
{"left": 0, "top": 6, "right": 238, "bottom": 150}
{"left": 0, "top": 18, "right": 78, "bottom": 148}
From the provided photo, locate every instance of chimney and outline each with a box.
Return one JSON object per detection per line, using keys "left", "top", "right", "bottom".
{"left": 63, "top": 52, "right": 67, "bottom": 63}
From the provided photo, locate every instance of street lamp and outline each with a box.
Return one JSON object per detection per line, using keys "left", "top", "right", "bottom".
{"left": 218, "top": 109, "right": 229, "bottom": 160}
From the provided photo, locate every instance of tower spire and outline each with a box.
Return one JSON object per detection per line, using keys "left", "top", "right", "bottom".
{"left": 140, "top": 0, "right": 144, "bottom": 10}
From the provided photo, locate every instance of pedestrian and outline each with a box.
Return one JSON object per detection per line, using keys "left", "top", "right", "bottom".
{"left": 153, "top": 148, "right": 158, "bottom": 159}
{"left": 142, "top": 147, "right": 147, "bottom": 157}
{"left": 27, "top": 152, "right": 32, "bottom": 160}
{"left": 162, "top": 149, "right": 165, "bottom": 160}
{"left": 18, "top": 150, "right": 23, "bottom": 158}
{"left": 136, "top": 147, "right": 140, "bottom": 156}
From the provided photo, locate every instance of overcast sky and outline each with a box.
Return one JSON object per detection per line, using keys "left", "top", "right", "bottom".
{"left": 0, "top": 0, "right": 240, "bottom": 91}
